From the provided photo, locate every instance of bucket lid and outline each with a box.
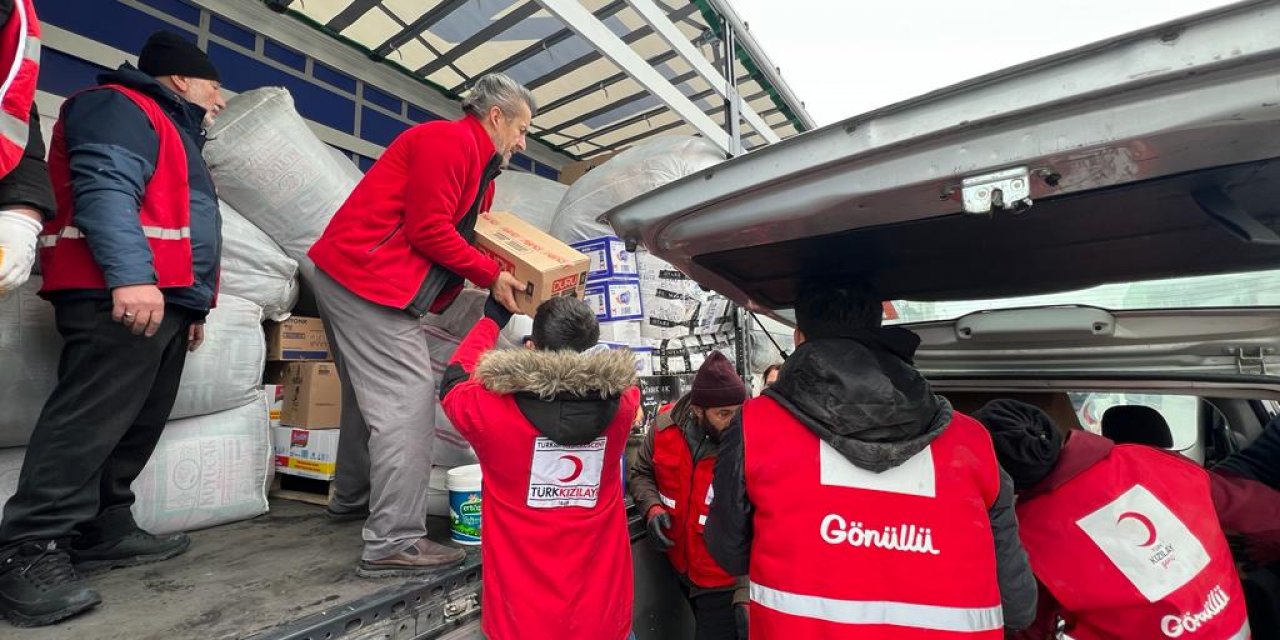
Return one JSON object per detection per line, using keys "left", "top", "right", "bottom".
{"left": 446, "top": 464, "right": 482, "bottom": 482}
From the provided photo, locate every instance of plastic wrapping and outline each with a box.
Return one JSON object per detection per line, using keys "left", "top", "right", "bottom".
{"left": 0, "top": 394, "right": 272, "bottom": 535}
{"left": 491, "top": 170, "right": 567, "bottom": 233}
{"left": 0, "top": 277, "right": 58, "bottom": 447}
{"left": 169, "top": 294, "right": 266, "bottom": 420}
{"left": 204, "top": 88, "right": 358, "bottom": 262}
{"left": 218, "top": 199, "right": 299, "bottom": 321}
{"left": 550, "top": 136, "right": 724, "bottom": 244}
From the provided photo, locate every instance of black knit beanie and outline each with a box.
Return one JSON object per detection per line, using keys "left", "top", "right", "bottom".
{"left": 138, "top": 31, "right": 221, "bottom": 82}
{"left": 973, "top": 399, "right": 1065, "bottom": 492}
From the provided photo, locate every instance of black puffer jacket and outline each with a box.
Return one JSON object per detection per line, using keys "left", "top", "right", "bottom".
{"left": 704, "top": 329, "right": 1039, "bottom": 631}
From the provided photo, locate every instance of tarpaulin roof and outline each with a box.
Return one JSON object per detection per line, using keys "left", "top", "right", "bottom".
{"left": 281, "top": 0, "right": 811, "bottom": 159}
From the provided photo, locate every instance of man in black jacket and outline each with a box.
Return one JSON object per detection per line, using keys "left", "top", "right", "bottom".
{"left": 705, "top": 279, "right": 1038, "bottom": 637}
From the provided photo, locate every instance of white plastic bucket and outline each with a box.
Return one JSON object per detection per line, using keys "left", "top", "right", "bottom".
{"left": 447, "top": 465, "right": 482, "bottom": 545}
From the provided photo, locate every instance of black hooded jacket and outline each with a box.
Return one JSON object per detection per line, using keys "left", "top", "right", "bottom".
{"left": 704, "top": 330, "right": 1039, "bottom": 631}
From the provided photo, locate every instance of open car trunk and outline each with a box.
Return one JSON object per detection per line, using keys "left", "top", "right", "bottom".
{"left": 605, "top": 0, "right": 1280, "bottom": 315}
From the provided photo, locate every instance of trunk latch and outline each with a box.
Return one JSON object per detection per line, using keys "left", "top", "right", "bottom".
{"left": 959, "top": 167, "right": 1033, "bottom": 214}
{"left": 1228, "top": 346, "right": 1274, "bottom": 375}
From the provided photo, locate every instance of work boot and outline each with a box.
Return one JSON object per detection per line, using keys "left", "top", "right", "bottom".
{"left": 0, "top": 541, "right": 102, "bottom": 627}
{"left": 356, "top": 538, "right": 466, "bottom": 578}
{"left": 70, "top": 528, "right": 190, "bottom": 573}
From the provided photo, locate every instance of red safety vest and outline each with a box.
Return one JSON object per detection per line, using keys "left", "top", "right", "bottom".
{"left": 0, "top": 0, "right": 38, "bottom": 178}
{"left": 40, "top": 84, "right": 194, "bottom": 293}
{"left": 743, "top": 396, "right": 1005, "bottom": 639}
{"left": 1016, "top": 444, "right": 1251, "bottom": 640}
{"left": 650, "top": 407, "right": 737, "bottom": 589}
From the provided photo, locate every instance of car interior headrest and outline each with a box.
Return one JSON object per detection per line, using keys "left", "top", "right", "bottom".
{"left": 1101, "top": 405, "right": 1174, "bottom": 448}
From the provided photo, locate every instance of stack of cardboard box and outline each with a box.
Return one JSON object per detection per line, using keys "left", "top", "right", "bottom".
{"left": 263, "top": 317, "right": 341, "bottom": 482}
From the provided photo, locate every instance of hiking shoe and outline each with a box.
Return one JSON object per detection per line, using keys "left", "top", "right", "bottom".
{"left": 70, "top": 529, "right": 190, "bottom": 573}
{"left": 324, "top": 505, "right": 369, "bottom": 523}
{"left": 0, "top": 541, "right": 101, "bottom": 627}
{"left": 357, "top": 538, "right": 466, "bottom": 578}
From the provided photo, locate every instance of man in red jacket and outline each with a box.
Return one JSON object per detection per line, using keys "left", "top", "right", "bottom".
{"left": 306, "top": 73, "right": 527, "bottom": 577}
{"left": 440, "top": 295, "right": 640, "bottom": 640}
{"left": 974, "top": 399, "right": 1280, "bottom": 639}
{"left": 630, "top": 351, "right": 748, "bottom": 640}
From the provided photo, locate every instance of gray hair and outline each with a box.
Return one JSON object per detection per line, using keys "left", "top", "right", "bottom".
{"left": 461, "top": 73, "right": 537, "bottom": 118}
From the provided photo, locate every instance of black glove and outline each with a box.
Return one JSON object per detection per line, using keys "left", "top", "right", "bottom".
{"left": 735, "top": 603, "right": 748, "bottom": 640}
{"left": 646, "top": 508, "right": 674, "bottom": 550}
{"left": 483, "top": 293, "right": 514, "bottom": 329}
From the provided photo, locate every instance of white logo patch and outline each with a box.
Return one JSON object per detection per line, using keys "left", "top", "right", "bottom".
{"left": 1076, "top": 484, "right": 1210, "bottom": 602}
{"left": 819, "top": 440, "right": 937, "bottom": 498}
{"left": 527, "top": 437, "right": 607, "bottom": 509}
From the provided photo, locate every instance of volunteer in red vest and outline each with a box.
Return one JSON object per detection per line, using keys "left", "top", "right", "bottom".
{"left": 974, "top": 399, "right": 1280, "bottom": 640}
{"left": 307, "top": 73, "right": 526, "bottom": 577}
{"left": 0, "top": 31, "right": 225, "bottom": 628}
{"left": 630, "top": 351, "right": 748, "bottom": 640}
{"left": 0, "top": 0, "right": 53, "bottom": 298}
{"left": 705, "top": 279, "right": 1038, "bottom": 639}
{"left": 440, "top": 295, "right": 640, "bottom": 640}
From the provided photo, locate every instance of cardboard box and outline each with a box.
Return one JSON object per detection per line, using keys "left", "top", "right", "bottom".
{"left": 475, "top": 211, "right": 590, "bottom": 316}
{"left": 264, "top": 384, "right": 284, "bottom": 427}
{"left": 601, "top": 344, "right": 654, "bottom": 377}
{"left": 558, "top": 151, "right": 619, "bottom": 186}
{"left": 570, "top": 236, "right": 638, "bottom": 279}
{"left": 280, "top": 362, "right": 342, "bottom": 429}
{"left": 597, "top": 319, "right": 644, "bottom": 345}
{"left": 272, "top": 426, "right": 340, "bottom": 480}
{"left": 585, "top": 278, "right": 644, "bottom": 321}
{"left": 266, "top": 317, "right": 331, "bottom": 361}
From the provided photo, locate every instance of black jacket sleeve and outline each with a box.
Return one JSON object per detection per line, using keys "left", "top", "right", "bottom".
{"left": 990, "top": 466, "right": 1038, "bottom": 631}
{"left": 0, "top": 105, "right": 54, "bottom": 218}
{"left": 705, "top": 413, "right": 753, "bottom": 576}
{"left": 1215, "top": 414, "right": 1280, "bottom": 490}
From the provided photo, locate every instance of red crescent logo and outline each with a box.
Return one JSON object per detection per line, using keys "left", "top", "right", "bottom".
{"left": 557, "top": 455, "right": 584, "bottom": 482}
{"left": 1117, "top": 511, "right": 1158, "bottom": 547}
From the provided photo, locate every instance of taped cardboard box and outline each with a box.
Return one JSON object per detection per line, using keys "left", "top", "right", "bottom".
{"left": 280, "top": 362, "right": 342, "bottom": 429}
{"left": 266, "top": 316, "right": 331, "bottom": 361}
{"left": 271, "top": 426, "right": 339, "bottom": 480}
{"left": 598, "top": 319, "right": 644, "bottom": 345}
{"left": 475, "top": 211, "right": 590, "bottom": 316}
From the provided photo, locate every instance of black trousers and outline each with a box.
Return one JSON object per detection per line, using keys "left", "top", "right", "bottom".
{"left": 679, "top": 583, "right": 739, "bottom": 640}
{"left": 0, "top": 299, "right": 193, "bottom": 548}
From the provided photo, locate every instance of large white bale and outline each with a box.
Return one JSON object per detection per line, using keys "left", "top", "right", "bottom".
{"left": 492, "top": 171, "right": 568, "bottom": 232}
{"left": 218, "top": 199, "right": 299, "bottom": 321}
{"left": 0, "top": 394, "right": 273, "bottom": 535}
{"left": 204, "top": 88, "right": 358, "bottom": 261}
{"left": 550, "top": 136, "right": 725, "bottom": 243}
{"left": 0, "top": 277, "right": 58, "bottom": 447}
{"left": 170, "top": 294, "right": 266, "bottom": 420}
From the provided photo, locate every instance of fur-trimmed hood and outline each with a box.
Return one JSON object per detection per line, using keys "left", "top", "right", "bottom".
{"left": 473, "top": 347, "right": 639, "bottom": 445}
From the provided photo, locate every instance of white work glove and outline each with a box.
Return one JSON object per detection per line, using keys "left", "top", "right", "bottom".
{"left": 0, "top": 209, "right": 41, "bottom": 298}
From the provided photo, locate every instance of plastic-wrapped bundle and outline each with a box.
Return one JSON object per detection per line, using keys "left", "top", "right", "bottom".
{"left": 218, "top": 199, "right": 299, "bottom": 321}
{"left": 0, "top": 277, "right": 58, "bottom": 447}
{"left": 169, "top": 294, "right": 266, "bottom": 420}
{"left": 550, "top": 136, "right": 724, "bottom": 244}
{"left": 492, "top": 171, "right": 567, "bottom": 233}
{"left": 0, "top": 394, "right": 272, "bottom": 535}
{"left": 204, "top": 88, "right": 358, "bottom": 262}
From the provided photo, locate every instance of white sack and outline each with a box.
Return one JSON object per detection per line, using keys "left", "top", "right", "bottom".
{"left": 550, "top": 136, "right": 724, "bottom": 244}
{"left": 326, "top": 145, "right": 365, "bottom": 182}
{"left": 0, "top": 394, "right": 272, "bottom": 535}
{"left": 170, "top": 294, "right": 266, "bottom": 420}
{"left": 218, "top": 199, "right": 299, "bottom": 321}
{"left": 492, "top": 171, "right": 568, "bottom": 233}
{"left": 204, "top": 88, "right": 358, "bottom": 262}
{"left": 0, "top": 277, "right": 58, "bottom": 447}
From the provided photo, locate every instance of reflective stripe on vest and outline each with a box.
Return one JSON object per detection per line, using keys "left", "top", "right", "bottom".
{"left": 659, "top": 492, "right": 676, "bottom": 509}
{"left": 1227, "top": 619, "right": 1251, "bottom": 640}
{"left": 39, "top": 225, "right": 192, "bottom": 247}
{"left": 750, "top": 582, "right": 1004, "bottom": 633}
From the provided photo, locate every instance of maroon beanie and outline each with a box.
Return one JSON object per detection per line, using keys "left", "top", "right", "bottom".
{"left": 690, "top": 351, "right": 747, "bottom": 408}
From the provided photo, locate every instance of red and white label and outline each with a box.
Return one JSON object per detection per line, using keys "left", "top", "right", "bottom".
{"left": 527, "top": 437, "right": 607, "bottom": 509}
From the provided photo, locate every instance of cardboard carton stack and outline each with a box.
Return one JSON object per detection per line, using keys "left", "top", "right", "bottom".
{"left": 264, "top": 317, "right": 341, "bottom": 481}
{"left": 569, "top": 235, "right": 653, "bottom": 376}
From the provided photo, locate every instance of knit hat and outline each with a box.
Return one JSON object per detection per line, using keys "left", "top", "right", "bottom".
{"left": 690, "top": 351, "right": 747, "bottom": 408}
{"left": 972, "top": 399, "right": 1065, "bottom": 492}
{"left": 138, "top": 31, "right": 221, "bottom": 82}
